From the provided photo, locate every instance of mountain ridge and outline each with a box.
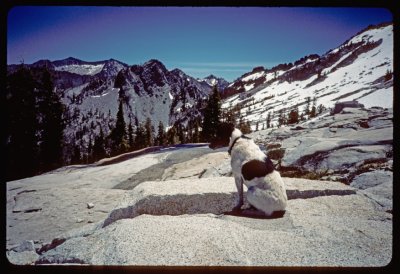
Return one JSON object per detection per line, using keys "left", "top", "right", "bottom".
{"left": 6, "top": 21, "right": 393, "bottom": 166}
{"left": 221, "top": 22, "right": 393, "bottom": 129}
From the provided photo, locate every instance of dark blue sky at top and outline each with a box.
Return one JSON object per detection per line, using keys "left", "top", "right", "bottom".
{"left": 7, "top": 6, "right": 392, "bottom": 81}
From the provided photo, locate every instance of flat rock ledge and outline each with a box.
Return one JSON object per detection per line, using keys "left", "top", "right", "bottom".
{"left": 9, "top": 177, "right": 391, "bottom": 266}
{"left": 102, "top": 177, "right": 357, "bottom": 227}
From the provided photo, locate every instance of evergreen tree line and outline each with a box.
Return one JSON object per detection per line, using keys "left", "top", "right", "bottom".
{"left": 75, "top": 85, "right": 224, "bottom": 166}
{"left": 71, "top": 92, "right": 206, "bottom": 166}
{"left": 5, "top": 65, "right": 65, "bottom": 181}
{"left": 5, "top": 65, "right": 326, "bottom": 181}
{"left": 276, "top": 96, "right": 326, "bottom": 127}
{"left": 221, "top": 95, "right": 327, "bottom": 132}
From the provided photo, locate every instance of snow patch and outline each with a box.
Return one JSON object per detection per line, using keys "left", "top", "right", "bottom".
{"left": 55, "top": 64, "right": 105, "bottom": 75}
{"left": 357, "top": 87, "right": 393, "bottom": 108}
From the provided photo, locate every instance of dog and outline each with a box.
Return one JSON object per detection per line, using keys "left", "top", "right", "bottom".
{"left": 209, "top": 123, "right": 287, "bottom": 217}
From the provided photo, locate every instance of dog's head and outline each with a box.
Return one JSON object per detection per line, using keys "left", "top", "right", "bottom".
{"left": 209, "top": 122, "right": 235, "bottom": 149}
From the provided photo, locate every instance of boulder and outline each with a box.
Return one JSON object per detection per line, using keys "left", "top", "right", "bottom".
{"left": 10, "top": 240, "right": 35, "bottom": 252}
{"left": 7, "top": 250, "right": 39, "bottom": 265}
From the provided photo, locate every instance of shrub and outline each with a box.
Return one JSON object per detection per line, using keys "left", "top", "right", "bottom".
{"left": 266, "top": 143, "right": 281, "bottom": 150}
{"left": 267, "top": 148, "right": 285, "bottom": 160}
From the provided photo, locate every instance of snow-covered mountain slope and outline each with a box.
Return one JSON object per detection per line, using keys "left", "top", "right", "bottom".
{"left": 51, "top": 57, "right": 128, "bottom": 76}
{"left": 54, "top": 63, "right": 105, "bottom": 75}
{"left": 222, "top": 22, "right": 393, "bottom": 129}
{"left": 56, "top": 58, "right": 216, "bottom": 159}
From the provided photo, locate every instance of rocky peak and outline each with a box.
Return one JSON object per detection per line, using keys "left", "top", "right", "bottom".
{"left": 170, "top": 68, "right": 188, "bottom": 78}
{"left": 205, "top": 74, "right": 218, "bottom": 80}
{"left": 138, "top": 59, "right": 169, "bottom": 89}
{"left": 31, "top": 59, "right": 54, "bottom": 69}
{"left": 198, "top": 74, "right": 229, "bottom": 92}
{"left": 99, "top": 59, "right": 128, "bottom": 78}
{"left": 53, "top": 57, "right": 85, "bottom": 67}
{"left": 143, "top": 59, "right": 168, "bottom": 71}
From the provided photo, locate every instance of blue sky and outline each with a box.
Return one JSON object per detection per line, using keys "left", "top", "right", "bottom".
{"left": 7, "top": 6, "right": 392, "bottom": 81}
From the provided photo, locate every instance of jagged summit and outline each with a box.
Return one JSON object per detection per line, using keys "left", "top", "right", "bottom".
{"left": 205, "top": 74, "right": 218, "bottom": 79}
{"left": 198, "top": 74, "right": 229, "bottom": 91}
{"left": 144, "top": 59, "right": 167, "bottom": 69}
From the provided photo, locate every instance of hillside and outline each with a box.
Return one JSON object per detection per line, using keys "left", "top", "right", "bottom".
{"left": 222, "top": 22, "right": 393, "bottom": 129}
{"left": 5, "top": 22, "right": 393, "bottom": 178}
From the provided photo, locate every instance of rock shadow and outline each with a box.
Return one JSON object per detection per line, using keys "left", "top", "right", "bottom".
{"left": 223, "top": 208, "right": 286, "bottom": 219}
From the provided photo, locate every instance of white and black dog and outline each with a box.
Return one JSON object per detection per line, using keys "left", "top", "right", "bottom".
{"left": 209, "top": 123, "right": 287, "bottom": 217}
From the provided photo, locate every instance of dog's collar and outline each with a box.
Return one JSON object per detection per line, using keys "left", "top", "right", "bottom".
{"left": 228, "top": 135, "right": 251, "bottom": 155}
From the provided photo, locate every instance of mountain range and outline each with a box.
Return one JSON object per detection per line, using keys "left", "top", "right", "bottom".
{"left": 6, "top": 21, "right": 393, "bottom": 164}
{"left": 222, "top": 22, "right": 393, "bottom": 128}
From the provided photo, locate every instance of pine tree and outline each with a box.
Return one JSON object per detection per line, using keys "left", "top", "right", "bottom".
{"left": 87, "top": 135, "right": 93, "bottom": 163}
{"left": 278, "top": 109, "right": 286, "bottom": 127}
{"left": 156, "top": 121, "right": 166, "bottom": 146}
{"left": 128, "top": 121, "right": 134, "bottom": 150}
{"left": 187, "top": 121, "right": 193, "bottom": 143}
{"left": 134, "top": 123, "right": 146, "bottom": 149}
{"left": 5, "top": 65, "right": 39, "bottom": 180}
{"left": 38, "top": 68, "right": 65, "bottom": 172}
{"left": 266, "top": 112, "right": 271, "bottom": 129}
{"left": 180, "top": 87, "right": 187, "bottom": 112}
{"left": 221, "top": 107, "right": 237, "bottom": 125}
{"left": 384, "top": 69, "right": 393, "bottom": 81}
{"left": 109, "top": 100, "right": 127, "bottom": 155}
{"left": 167, "top": 126, "right": 178, "bottom": 145}
{"left": 93, "top": 127, "right": 106, "bottom": 161}
{"left": 288, "top": 107, "right": 299, "bottom": 124}
{"left": 177, "top": 123, "right": 186, "bottom": 144}
{"left": 71, "top": 144, "right": 81, "bottom": 165}
{"left": 300, "top": 112, "right": 305, "bottom": 121}
{"left": 201, "top": 85, "right": 221, "bottom": 142}
{"left": 317, "top": 104, "right": 326, "bottom": 115}
{"left": 193, "top": 119, "right": 200, "bottom": 143}
{"left": 310, "top": 97, "right": 317, "bottom": 118}
{"left": 144, "top": 118, "right": 154, "bottom": 147}
{"left": 304, "top": 97, "right": 311, "bottom": 117}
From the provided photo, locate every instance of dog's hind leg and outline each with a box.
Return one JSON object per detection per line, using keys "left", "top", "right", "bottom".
{"left": 246, "top": 186, "right": 274, "bottom": 216}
